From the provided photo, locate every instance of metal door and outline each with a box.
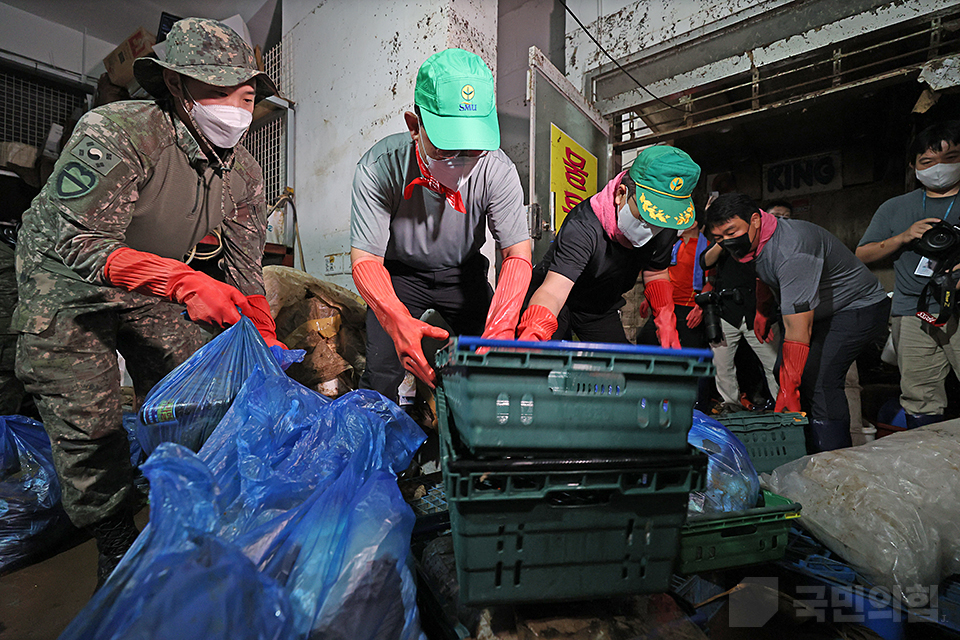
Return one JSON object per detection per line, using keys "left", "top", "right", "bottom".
{"left": 527, "top": 46, "right": 613, "bottom": 263}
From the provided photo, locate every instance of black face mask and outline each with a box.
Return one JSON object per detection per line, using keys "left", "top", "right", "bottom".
{"left": 720, "top": 232, "right": 754, "bottom": 261}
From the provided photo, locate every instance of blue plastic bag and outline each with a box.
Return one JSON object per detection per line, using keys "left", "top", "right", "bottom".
{"left": 0, "top": 415, "right": 77, "bottom": 573}
{"left": 63, "top": 363, "right": 427, "bottom": 640}
{"left": 688, "top": 410, "right": 760, "bottom": 514}
{"left": 134, "top": 317, "right": 301, "bottom": 455}
{"left": 59, "top": 443, "right": 295, "bottom": 640}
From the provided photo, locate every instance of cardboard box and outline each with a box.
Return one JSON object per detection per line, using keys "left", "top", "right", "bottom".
{"left": 103, "top": 27, "right": 156, "bottom": 88}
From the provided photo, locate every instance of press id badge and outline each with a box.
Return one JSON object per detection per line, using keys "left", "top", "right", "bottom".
{"left": 915, "top": 257, "right": 938, "bottom": 277}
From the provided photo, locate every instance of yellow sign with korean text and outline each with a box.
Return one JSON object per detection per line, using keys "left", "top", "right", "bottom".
{"left": 550, "top": 123, "right": 598, "bottom": 229}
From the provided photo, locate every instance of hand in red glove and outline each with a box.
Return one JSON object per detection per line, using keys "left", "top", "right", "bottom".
{"left": 638, "top": 300, "right": 650, "bottom": 318}
{"left": 238, "top": 294, "right": 287, "bottom": 349}
{"left": 686, "top": 305, "right": 703, "bottom": 329}
{"left": 754, "top": 279, "right": 776, "bottom": 343}
{"left": 352, "top": 259, "right": 449, "bottom": 388}
{"left": 644, "top": 279, "right": 681, "bottom": 349}
{"left": 775, "top": 339, "right": 809, "bottom": 412}
{"left": 516, "top": 304, "right": 558, "bottom": 342}
{"left": 105, "top": 247, "right": 248, "bottom": 327}
{"left": 481, "top": 255, "right": 532, "bottom": 341}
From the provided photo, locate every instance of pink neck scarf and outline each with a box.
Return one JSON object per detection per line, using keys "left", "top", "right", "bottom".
{"left": 590, "top": 170, "right": 632, "bottom": 248}
{"left": 736, "top": 209, "right": 779, "bottom": 263}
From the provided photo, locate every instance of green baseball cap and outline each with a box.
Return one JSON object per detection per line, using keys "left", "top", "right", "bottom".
{"left": 628, "top": 145, "right": 701, "bottom": 229}
{"left": 414, "top": 48, "right": 499, "bottom": 151}
{"left": 133, "top": 17, "right": 278, "bottom": 102}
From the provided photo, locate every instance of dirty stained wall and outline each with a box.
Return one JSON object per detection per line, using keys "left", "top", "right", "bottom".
{"left": 562, "top": 0, "right": 773, "bottom": 90}
{"left": 284, "top": 0, "right": 497, "bottom": 289}
{"left": 564, "top": 0, "right": 958, "bottom": 106}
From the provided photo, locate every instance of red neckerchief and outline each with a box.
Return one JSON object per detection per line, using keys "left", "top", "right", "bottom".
{"left": 403, "top": 143, "right": 466, "bottom": 214}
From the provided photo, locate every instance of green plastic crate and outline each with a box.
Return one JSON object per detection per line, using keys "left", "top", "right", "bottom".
{"left": 678, "top": 490, "right": 802, "bottom": 574}
{"left": 439, "top": 414, "right": 708, "bottom": 605}
{"left": 716, "top": 411, "right": 808, "bottom": 474}
{"left": 436, "top": 337, "right": 714, "bottom": 454}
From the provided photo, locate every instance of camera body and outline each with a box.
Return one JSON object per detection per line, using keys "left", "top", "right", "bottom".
{"left": 912, "top": 220, "right": 960, "bottom": 326}
{"left": 913, "top": 220, "right": 960, "bottom": 261}
{"left": 694, "top": 288, "right": 744, "bottom": 344}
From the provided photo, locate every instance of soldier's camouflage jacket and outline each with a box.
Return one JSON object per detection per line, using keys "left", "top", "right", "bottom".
{"left": 13, "top": 100, "right": 268, "bottom": 334}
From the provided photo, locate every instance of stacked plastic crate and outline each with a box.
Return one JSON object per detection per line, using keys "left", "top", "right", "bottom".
{"left": 434, "top": 336, "right": 715, "bottom": 606}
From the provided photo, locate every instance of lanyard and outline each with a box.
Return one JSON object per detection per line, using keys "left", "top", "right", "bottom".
{"left": 922, "top": 191, "right": 959, "bottom": 220}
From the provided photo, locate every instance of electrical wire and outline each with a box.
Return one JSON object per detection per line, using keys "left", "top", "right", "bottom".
{"left": 559, "top": 0, "right": 684, "bottom": 113}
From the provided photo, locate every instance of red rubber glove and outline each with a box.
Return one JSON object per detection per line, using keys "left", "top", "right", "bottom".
{"left": 105, "top": 247, "right": 247, "bottom": 327}
{"left": 644, "top": 279, "right": 681, "bottom": 349}
{"left": 516, "top": 304, "right": 558, "bottom": 342}
{"left": 352, "top": 259, "right": 449, "bottom": 388}
{"left": 481, "top": 255, "right": 533, "bottom": 341}
{"left": 687, "top": 276, "right": 713, "bottom": 329}
{"left": 755, "top": 279, "right": 776, "bottom": 343}
{"left": 638, "top": 300, "right": 650, "bottom": 318}
{"left": 239, "top": 294, "right": 286, "bottom": 349}
{"left": 775, "top": 340, "right": 809, "bottom": 413}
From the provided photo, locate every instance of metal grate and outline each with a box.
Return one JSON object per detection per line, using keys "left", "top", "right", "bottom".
{"left": 611, "top": 10, "right": 960, "bottom": 151}
{"left": 243, "top": 41, "right": 288, "bottom": 206}
{"left": 245, "top": 110, "right": 286, "bottom": 206}
{"left": 1, "top": 67, "right": 87, "bottom": 150}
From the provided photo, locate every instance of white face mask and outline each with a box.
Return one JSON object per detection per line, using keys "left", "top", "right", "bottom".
{"left": 186, "top": 94, "right": 253, "bottom": 149}
{"left": 916, "top": 162, "right": 960, "bottom": 191}
{"left": 421, "top": 148, "right": 482, "bottom": 191}
{"left": 617, "top": 201, "right": 664, "bottom": 247}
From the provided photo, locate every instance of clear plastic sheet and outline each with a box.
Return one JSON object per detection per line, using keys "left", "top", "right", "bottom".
{"left": 0, "top": 415, "right": 76, "bottom": 573}
{"left": 687, "top": 410, "right": 761, "bottom": 514}
{"left": 61, "top": 364, "right": 427, "bottom": 640}
{"left": 134, "top": 317, "right": 287, "bottom": 455}
{"left": 764, "top": 419, "right": 960, "bottom": 606}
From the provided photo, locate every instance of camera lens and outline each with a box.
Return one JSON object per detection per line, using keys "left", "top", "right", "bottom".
{"left": 921, "top": 225, "right": 959, "bottom": 253}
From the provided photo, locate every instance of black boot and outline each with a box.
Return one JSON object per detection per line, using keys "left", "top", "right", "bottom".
{"left": 89, "top": 510, "right": 139, "bottom": 592}
{"left": 905, "top": 413, "right": 944, "bottom": 430}
{"left": 807, "top": 419, "right": 853, "bottom": 453}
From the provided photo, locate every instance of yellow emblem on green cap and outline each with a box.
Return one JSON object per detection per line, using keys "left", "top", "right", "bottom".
{"left": 670, "top": 177, "right": 683, "bottom": 191}
{"left": 461, "top": 85, "right": 474, "bottom": 101}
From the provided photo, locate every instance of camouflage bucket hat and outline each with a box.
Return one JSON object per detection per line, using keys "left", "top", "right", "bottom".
{"left": 133, "top": 17, "right": 278, "bottom": 102}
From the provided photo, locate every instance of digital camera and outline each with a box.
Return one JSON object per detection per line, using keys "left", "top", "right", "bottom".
{"left": 694, "top": 288, "right": 744, "bottom": 344}
{"left": 913, "top": 220, "right": 960, "bottom": 261}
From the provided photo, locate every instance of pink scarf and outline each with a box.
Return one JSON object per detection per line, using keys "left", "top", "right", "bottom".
{"left": 736, "top": 209, "right": 779, "bottom": 263}
{"left": 590, "top": 170, "right": 632, "bottom": 248}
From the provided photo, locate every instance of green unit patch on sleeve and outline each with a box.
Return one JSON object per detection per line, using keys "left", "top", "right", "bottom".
{"left": 56, "top": 161, "right": 99, "bottom": 199}
{"left": 70, "top": 135, "right": 122, "bottom": 176}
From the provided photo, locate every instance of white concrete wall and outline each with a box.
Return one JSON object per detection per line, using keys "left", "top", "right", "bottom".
{"left": 284, "top": 0, "right": 498, "bottom": 289}
{"left": 0, "top": 2, "right": 115, "bottom": 80}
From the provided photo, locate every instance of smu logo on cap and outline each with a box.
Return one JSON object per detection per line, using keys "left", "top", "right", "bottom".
{"left": 460, "top": 84, "right": 477, "bottom": 111}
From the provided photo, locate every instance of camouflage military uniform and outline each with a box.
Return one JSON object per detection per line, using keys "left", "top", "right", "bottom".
{"left": 14, "top": 100, "right": 268, "bottom": 528}
{"left": 0, "top": 243, "right": 24, "bottom": 415}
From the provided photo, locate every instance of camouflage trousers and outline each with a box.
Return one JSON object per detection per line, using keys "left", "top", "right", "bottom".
{"left": 0, "top": 244, "right": 25, "bottom": 415}
{"left": 16, "top": 291, "right": 203, "bottom": 528}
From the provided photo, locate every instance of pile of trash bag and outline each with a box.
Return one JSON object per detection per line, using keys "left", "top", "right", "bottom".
{"left": 687, "top": 410, "right": 760, "bottom": 514}
{"left": 0, "top": 415, "right": 77, "bottom": 573}
{"left": 264, "top": 265, "right": 368, "bottom": 398}
{"left": 765, "top": 419, "right": 960, "bottom": 606}
{"left": 133, "top": 317, "right": 301, "bottom": 455}
{"left": 61, "top": 318, "right": 428, "bottom": 640}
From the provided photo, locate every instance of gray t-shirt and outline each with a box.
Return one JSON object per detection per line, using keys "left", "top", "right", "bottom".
{"left": 858, "top": 189, "right": 960, "bottom": 317}
{"left": 755, "top": 218, "right": 886, "bottom": 320}
{"left": 350, "top": 132, "right": 529, "bottom": 271}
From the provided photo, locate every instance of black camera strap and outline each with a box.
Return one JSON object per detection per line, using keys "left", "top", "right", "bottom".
{"left": 917, "top": 257, "right": 960, "bottom": 327}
